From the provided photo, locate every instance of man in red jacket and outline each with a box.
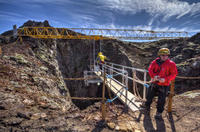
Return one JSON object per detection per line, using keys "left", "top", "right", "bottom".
{"left": 144, "top": 48, "right": 177, "bottom": 118}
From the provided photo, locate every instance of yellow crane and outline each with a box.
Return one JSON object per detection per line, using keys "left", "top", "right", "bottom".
{"left": 17, "top": 27, "right": 189, "bottom": 41}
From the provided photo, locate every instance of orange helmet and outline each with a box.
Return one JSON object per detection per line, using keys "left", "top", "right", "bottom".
{"left": 158, "top": 48, "right": 170, "bottom": 56}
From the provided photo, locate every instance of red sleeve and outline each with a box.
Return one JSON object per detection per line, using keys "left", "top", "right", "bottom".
{"left": 148, "top": 60, "right": 157, "bottom": 78}
{"left": 165, "top": 62, "right": 178, "bottom": 82}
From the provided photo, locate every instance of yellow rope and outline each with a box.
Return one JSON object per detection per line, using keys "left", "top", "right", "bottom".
{"left": 3, "top": 82, "right": 104, "bottom": 101}
{"left": 6, "top": 66, "right": 99, "bottom": 81}
{"left": 35, "top": 90, "right": 104, "bottom": 101}
{"left": 70, "top": 97, "right": 104, "bottom": 100}
{"left": 0, "top": 66, "right": 104, "bottom": 101}
{"left": 176, "top": 76, "right": 200, "bottom": 79}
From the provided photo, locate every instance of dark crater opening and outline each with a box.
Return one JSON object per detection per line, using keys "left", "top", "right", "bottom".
{"left": 56, "top": 39, "right": 105, "bottom": 109}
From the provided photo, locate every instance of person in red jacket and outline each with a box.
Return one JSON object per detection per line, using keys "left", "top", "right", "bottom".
{"left": 144, "top": 48, "right": 177, "bottom": 118}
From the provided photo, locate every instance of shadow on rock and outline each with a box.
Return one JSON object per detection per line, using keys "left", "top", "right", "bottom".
{"left": 143, "top": 112, "right": 156, "bottom": 132}
{"left": 168, "top": 112, "right": 176, "bottom": 132}
{"left": 92, "top": 120, "right": 107, "bottom": 132}
{"left": 155, "top": 116, "right": 166, "bottom": 132}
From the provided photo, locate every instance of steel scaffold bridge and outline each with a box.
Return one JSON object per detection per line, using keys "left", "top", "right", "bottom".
{"left": 17, "top": 27, "right": 189, "bottom": 40}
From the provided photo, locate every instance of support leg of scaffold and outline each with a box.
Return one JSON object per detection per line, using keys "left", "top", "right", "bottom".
{"left": 168, "top": 80, "right": 175, "bottom": 113}
{"left": 101, "top": 69, "right": 106, "bottom": 120}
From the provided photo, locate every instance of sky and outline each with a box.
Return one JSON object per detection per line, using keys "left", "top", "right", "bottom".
{"left": 0, "top": 0, "right": 200, "bottom": 36}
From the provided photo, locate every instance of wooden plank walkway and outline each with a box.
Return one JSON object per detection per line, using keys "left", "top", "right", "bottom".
{"left": 95, "top": 71, "right": 142, "bottom": 112}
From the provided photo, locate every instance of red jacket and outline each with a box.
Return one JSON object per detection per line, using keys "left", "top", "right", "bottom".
{"left": 148, "top": 57, "right": 178, "bottom": 86}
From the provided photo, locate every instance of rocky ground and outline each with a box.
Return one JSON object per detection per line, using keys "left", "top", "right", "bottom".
{"left": 0, "top": 41, "right": 110, "bottom": 132}
{"left": 0, "top": 20, "right": 200, "bottom": 132}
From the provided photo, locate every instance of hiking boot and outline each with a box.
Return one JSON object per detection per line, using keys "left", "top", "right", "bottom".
{"left": 140, "top": 104, "right": 150, "bottom": 111}
{"left": 155, "top": 112, "right": 162, "bottom": 119}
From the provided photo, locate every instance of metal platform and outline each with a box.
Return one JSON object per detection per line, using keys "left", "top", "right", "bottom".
{"left": 95, "top": 71, "right": 142, "bottom": 112}
{"left": 84, "top": 70, "right": 102, "bottom": 86}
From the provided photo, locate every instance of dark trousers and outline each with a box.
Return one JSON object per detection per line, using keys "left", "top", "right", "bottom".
{"left": 99, "top": 61, "right": 105, "bottom": 71}
{"left": 145, "top": 83, "right": 169, "bottom": 113}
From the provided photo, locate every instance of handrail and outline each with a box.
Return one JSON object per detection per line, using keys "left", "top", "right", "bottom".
{"left": 98, "top": 62, "right": 148, "bottom": 85}
{"left": 95, "top": 61, "right": 148, "bottom": 100}
{"left": 105, "top": 61, "right": 147, "bottom": 72}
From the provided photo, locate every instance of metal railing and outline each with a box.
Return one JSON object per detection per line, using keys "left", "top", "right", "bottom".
{"left": 94, "top": 61, "right": 148, "bottom": 100}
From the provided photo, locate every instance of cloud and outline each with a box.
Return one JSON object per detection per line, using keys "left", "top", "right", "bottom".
{"left": 0, "top": 11, "right": 28, "bottom": 23}
{"left": 80, "top": 23, "right": 200, "bottom": 33}
{"left": 0, "top": 0, "right": 67, "bottom": 4}
{"left": 1, "top": 0, "right": 199, "bottom": 35}
{"left": 70, "top": 13, "right": 97, "bottom": 24}
{"left": 98, "top": 0, "right": 200, "bottom": 21}
{"left": 148, "top": 17, "right": 155, "bottom": 26}
{"left": 0, "top": 11, "right": 25, "bottom": 18}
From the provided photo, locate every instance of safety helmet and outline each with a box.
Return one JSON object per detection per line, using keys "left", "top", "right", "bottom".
{"left": 98, "top": 52, "right": 102, "bottom": 56}
{"left": 158, "top": 48, "right": 170, "bottom": 56}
